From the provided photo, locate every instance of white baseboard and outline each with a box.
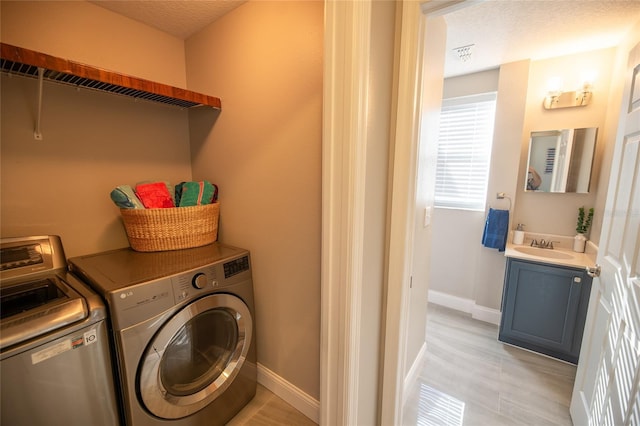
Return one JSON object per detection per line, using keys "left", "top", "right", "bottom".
{"left": 257, "top": 363, "right": 319, "bottom": 423}
{"left": 428, "top": 290, "right": 501, "bottom": 326}
{"left": 472, "top": 303, "right": 502, "bottom": 325}
{"left": 427, "top": 290, "right": 475, "bottom": 314}
{"left": 403, "top": 342, "right": 426, "bottom": 404}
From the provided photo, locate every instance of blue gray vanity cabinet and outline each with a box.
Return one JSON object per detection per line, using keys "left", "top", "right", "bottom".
{"left": 498, "top": 258, "right": 592, "bottom": 364}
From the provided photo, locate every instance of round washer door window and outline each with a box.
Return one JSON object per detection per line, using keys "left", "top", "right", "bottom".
{"left": 138, "top": 294, "right": 252, "bottom": 419}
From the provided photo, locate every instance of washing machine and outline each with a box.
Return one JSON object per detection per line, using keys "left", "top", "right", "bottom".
{"left": 0, "top": 235, "right": 120, "bottom": 426}
{"left": 68, "top": 242, "right": 257, "bottom": 426}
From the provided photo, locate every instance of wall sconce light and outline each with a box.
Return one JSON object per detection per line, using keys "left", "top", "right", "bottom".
{"left": 543, "top": 77, "right": 593, "bottom": 110}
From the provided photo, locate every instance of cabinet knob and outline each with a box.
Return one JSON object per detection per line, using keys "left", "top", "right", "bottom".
{"left": 586, "top": 264, "right": 601, "bottom": 278}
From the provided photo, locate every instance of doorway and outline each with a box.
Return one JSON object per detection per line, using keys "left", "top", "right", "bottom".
{"left": 404, "top": 3, "right": 637, "bottom": 426}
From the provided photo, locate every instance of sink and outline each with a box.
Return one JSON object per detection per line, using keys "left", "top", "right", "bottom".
{"left": 513, "top": 246, "right": 575, "bottom": 260}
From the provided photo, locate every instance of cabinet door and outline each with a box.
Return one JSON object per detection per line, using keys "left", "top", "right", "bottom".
{"left": 499, "top": 259, "right": 586, "bottom": 362}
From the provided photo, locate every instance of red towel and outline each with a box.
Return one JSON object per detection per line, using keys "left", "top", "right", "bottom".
{"left": 135, "top": 182, "right": 175, "bottom": 208}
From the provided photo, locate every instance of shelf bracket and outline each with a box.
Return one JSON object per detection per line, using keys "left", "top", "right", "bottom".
{"left": 34, "top": 67, "right": 44, "bottom": 140}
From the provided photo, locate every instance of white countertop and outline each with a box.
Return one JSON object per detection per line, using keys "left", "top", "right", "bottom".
{"left": 504, "top": 242, "right": 597, "bottom": 269}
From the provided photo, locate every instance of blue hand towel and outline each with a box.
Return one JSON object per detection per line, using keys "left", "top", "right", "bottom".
{"left": 482, "top": 208, "right": 509, "bottom": 252}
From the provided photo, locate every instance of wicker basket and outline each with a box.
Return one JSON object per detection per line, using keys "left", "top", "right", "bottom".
{"left": 120, "top": 203, "right": 219, "bottom": 252}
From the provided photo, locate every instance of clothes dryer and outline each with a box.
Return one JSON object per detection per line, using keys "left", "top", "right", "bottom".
{"left": 69, "top": 242, "right": 257, "bottom": 426}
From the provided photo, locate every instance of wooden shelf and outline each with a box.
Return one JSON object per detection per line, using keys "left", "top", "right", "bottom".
{"left": 0, "top": 43, "right": 221, "bottom": 109}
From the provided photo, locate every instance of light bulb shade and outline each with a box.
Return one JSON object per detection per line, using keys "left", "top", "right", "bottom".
{"left": 543, "top": 89, "right": 592, "bottom": 109}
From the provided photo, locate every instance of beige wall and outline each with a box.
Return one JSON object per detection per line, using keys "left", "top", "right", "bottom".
{"left": 185, "top": 1, "right": 323, "bottom": 400}
{"left": 0, "top": 1, "right": 193, "bottom": 257}
{"left": 514, "top": 47, "right": 616, "bottom": 243}
{"left": 1, "top": 1, "right": 187, "bottom": 88}
{"left": 406, "top": 14, "right": 446, "bottom": 370}
{"left": 2, "top": 0, "right": 324, "bottom": 405}
{"left": 442, "top": 68, "right": 500, "bottom": 99}
{"left": 0, "top": 74, "right": 192, "bottom": 257}
{"left": 429, "top": 62, "right": 529, "bottom": 312}
{"left": 429, "top": 47, "right": 624, "bottom": 312}
{"left": 429, "top": 69, "right": 501, "bottom": 303}
{"left": 474, "top": 60, "right": 530, "bottom": 309}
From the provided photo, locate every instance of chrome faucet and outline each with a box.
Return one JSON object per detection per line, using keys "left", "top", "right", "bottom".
{"left": 530, "top": 239, "right": 558, "bottom": 249}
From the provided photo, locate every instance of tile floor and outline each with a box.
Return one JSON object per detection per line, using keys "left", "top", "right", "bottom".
{"left": 229, "top": 303, "right": 577, "bottom": 425}
{"left": 226, "top": 384, "right": 316, "bottom": 426}
{"left": 403, "top": 304, "right": 577, "bottom": 425}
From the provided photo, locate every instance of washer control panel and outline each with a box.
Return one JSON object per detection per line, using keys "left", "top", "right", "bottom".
{"left": 224, "top": 256, "right": 250, "bottom": 278}
{"left": 169, "top": 255, "right": 251, "bottom": 303}
{"left": 171, "top": 265, "right": 217, "bottom": 302}
{"left": 192, "top": 273, "right": 208, "bottom": 289}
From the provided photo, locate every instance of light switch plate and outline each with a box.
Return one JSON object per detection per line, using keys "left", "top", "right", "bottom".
{"left": 424, "top": 206, "right": 432, "bottom": 227}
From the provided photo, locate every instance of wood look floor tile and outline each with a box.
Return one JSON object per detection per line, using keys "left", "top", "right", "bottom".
{"left": 240, "top": 395, "right": 316, "bottom": 426}
{"left": 226, "top": 384, "right": 274, "bottom": 425}
{"left": 403, "top": 304, "right": 576, "bottom": 426}
{"left": 229, "top": 304, "right": 576, "bottom": 425}
{"left": 226, "top": 384, "right": 317, "bottom": 426}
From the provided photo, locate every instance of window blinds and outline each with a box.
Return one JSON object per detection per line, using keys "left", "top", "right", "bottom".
{"left": 434, "top": 93, "right": 497, "bottom": 210}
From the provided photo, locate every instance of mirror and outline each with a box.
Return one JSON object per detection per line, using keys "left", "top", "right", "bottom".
{"left": 525, "top": 127, "right": 598, "bottom": 193}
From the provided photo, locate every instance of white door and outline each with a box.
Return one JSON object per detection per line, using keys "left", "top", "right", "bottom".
{"left": 570, "top": 42, "right": 640, "bottom": 425}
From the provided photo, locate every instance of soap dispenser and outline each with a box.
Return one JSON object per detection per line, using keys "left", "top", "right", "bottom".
{"left": 513, "top": 224, "right": 525, "bottom": 245}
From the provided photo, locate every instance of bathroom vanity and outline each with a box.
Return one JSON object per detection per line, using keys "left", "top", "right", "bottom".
{"left": 499, "top": 242, "right": 594, "bottom": 364}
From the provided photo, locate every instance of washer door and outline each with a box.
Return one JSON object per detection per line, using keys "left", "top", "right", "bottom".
{"left": 138, "top": 294, "right": 252, "bottom": 419}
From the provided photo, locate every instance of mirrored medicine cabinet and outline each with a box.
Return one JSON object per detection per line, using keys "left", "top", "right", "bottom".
{"left": 524, "top": 127, "right": 598, "bottom": 193}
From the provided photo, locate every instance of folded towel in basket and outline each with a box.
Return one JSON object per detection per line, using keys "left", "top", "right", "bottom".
{"left": 482, "top": 208, "right": 509, "bottom": 252}
{"left": 134, "top": 182, "right": 175, "bottom": 208}
{"left": 177, "top": 181, "right": 216, "bottom": 207}
{"left": 110, "top": 185, "right": 145, "bottom": 209}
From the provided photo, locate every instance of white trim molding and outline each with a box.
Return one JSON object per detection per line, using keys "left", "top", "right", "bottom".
{"left": 381, "top": 2, "right": 479, "bottom": 424}
{"left": 402, "top": 342, "right": 427, "bottom": 405}
{"left": 428, "top": 290, "right": 502, "bottom": 325}
{"left": 380, "top": 1, "right": 426, "bottom": 424}
{"left": 473, "top": 304, "right": 502, "bottom": 325}
{"left": 257, "top": 363, "right": 320, "bottom": 423}
{"left": 321, "top": 0, "right": 372, "bottom": 425}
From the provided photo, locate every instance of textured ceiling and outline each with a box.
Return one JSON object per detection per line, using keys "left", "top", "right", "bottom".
{"left": 89, "top": 0, "right": 640, "bottom": 77}
{"left": 444, "top": 0, "right": 640, "bottom": 77}
{"left": 89, "top": 0, "right": 246, "bottom": 40}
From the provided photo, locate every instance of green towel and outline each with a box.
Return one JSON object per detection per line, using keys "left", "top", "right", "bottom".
{"left": 178, "top": 181, "right": 216, "bottom": 207}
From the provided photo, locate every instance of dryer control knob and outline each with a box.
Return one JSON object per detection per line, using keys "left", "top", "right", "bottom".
{"left": 192, "top": 273, "right": 208, "bottom": 289}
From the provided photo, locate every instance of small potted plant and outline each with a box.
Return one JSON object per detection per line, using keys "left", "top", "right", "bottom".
{"left": 574, "top": 206, "right": 594, "bottom": 253}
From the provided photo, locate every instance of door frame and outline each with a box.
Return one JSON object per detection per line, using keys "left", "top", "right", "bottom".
{"left": 321, "top": 1, "right": 470, "bottom": 424}
{"left": 320, "top": 1, "right": 372, "bottom": 424}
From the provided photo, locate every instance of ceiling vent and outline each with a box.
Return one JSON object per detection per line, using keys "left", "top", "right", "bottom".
{"left": 453, "top": 44, "right": 474, "bottom": 62}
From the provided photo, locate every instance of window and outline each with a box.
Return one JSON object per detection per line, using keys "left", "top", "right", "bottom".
{"left": 434, "top": 93, "right": 497, "bottom": 210}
